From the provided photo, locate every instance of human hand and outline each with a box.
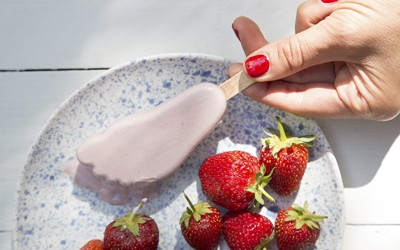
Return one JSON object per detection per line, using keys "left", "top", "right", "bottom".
{"left": 230, "top": 0, "right": 400, "bottom": 120}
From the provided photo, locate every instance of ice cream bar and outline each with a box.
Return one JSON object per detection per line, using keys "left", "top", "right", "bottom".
{"left": 64, "top": 71, "right": 253, "bottom": 204}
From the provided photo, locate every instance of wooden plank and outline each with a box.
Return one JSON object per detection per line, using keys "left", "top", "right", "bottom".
{"left": 341, "top": 225, "right": 400, "bottom": 249}
{"left": 0, "top": 231, "right": 12, "bottom": 250}
{"left": 0, "top": 0, "right": 301, "bottom": 69}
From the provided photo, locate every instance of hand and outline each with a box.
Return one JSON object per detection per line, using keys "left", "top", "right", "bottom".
{"left": 230, "top": 0, "right": 400, "bottom": 120}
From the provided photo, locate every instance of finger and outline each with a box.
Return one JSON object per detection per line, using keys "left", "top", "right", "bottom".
{"left": 228, "top": 63, "right": 242, "bottom": 77}
{"left": 232, "top": 16, "right": 268, "bottom": 56}
{"left": 296, "top": 0, "right": 339, "bottom": 33}
{"left": 230, "top": 16, "right": 268, "bottom": 78}
{"left": 243, "top": 20, "right": 342, "bottom": 82}
{"left": 242, "top": 80, "right": 353, "bottom": 118}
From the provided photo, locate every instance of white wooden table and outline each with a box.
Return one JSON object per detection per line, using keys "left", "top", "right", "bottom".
{"left": 1, "top": 1, "right": 399, "bottom": 249}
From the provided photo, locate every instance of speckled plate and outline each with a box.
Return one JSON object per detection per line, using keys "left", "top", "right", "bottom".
{"left": 14, "top": 54, "right": 345, "bottom": 249}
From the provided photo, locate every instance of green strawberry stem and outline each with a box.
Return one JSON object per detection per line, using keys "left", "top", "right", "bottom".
{"left": 183, "top": 193, "right": 196, "bottom": 213}
{"left": 130, "top": 198, "right": 147, "bottom": 219}
{"left": 113, "top": 198, "right": 151, "bottom": 237}
{"left": 180, "top": 193, "right": 214, "bottom": 228}
{"left": 257, "top": 167, "right": 275, "bottom": 203}
{"left": 277, "top": 117, "right": 287, "bottom": 141}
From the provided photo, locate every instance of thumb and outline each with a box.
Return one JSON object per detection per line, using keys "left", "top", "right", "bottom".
{"left": 243, "top": 22, "right": 339, "bottom": 81}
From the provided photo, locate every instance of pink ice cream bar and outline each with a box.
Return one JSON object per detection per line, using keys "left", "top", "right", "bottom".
{"left": 64, "top": 71, "right": 253, "bottom": 205}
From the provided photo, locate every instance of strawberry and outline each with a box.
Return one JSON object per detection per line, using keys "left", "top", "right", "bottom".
{"left": 223, "top": 211, "right": 274, "bottom": 250}
{"left": 103, "top": 198, "right": 159, "bottom": 250}
{"left": 259, "top": 117, "right": 315, "bottom": 196}
{"left": 179, "top": 193, "right": 223, "bottom": 250}
{"left": 80, "top": 239, "right": 104, "bottom": 250}
{"left": 275, "top": 202, "right": 327, "bottom": 250}
{"left": 199, "top": 150, "right": 274, "bottom": 211}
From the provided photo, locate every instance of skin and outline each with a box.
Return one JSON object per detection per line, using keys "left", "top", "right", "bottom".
{"left": 230, "top": 0, "right": 400, "bottom": 120}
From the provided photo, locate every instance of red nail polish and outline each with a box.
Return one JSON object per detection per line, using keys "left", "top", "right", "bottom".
{"left": 321, "top": 0, "right": 338, "bottom": 3}
{"left": 232, "top": 24, "right": 240, "bottom": 41}
{"left": 245, "top": 54, "right": 270, "bottom": 78}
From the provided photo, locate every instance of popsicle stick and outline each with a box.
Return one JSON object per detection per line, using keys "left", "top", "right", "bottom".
{"left": 218, "top": 71, "right": 255, "bottom": 100}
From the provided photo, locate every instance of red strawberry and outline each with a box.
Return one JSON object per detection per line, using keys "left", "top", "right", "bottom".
{"left": 223, "top": 211, "right": 274, "bottom": 250}
{"left": 80, "top": 239, "right": 104, "bottom": 250}
{"left": 179, "top": 193, "right": 223, "bottom": 250}
{"left": 259, "top": 117, "right": 315, "bottom": 196}
{"left": 199, "top": 150, "right": 274, "bottom": 211}
{"left": 103, "top": 198, "right": 159, "bottom": 250}
{"left": 275, "top": 202, "right": 327, "bottom": 250}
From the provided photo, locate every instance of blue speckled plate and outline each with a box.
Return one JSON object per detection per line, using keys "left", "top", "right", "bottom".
{"left": 14, "top": 54, "right": 345, "bottom": 249}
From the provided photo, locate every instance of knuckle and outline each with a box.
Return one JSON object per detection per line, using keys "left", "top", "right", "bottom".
{"left": 277, "top": 36, "right": 306, "bottom": 72}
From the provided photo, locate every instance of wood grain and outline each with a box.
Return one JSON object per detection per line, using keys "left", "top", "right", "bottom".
{"left": 219, "top": 71, "right": 254, "bottom": 100}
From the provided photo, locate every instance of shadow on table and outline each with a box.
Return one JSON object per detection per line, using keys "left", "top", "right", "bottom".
{"left": 316, "top": 115, "right": 400, "bottom": 188}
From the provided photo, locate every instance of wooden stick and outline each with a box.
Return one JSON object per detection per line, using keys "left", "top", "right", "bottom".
{"left": 218, "top": 71, "right": 254, "bottom": 100}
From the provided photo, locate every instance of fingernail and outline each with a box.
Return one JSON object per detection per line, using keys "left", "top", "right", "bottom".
{"left": 232, "top": 23, "right": 240, "bottom": 41}
{"left": 245, "top": 54, "right": 270, "bottom": 78}
{"left": 321, "top": 0, "right": 338, "bottom": 3}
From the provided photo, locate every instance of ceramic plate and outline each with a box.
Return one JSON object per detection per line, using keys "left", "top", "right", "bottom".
{"left": 14, "top": 54, "right": 345, "bottom": 249}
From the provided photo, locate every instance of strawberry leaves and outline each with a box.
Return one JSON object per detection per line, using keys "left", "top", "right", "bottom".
{"left": 112, "top": 198, "right": 150, "bottom": 237}
{"left": 245, "top": 164, "right": 275, "bottom": 207}
{"left": 285, "top": 201, "right": 327, "bottom": 230}
{"left": 261, "top": 117, "right": 315, "bottom": 157}
{"left": 179, "top": 193, "right": 214, "bottom": 228}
